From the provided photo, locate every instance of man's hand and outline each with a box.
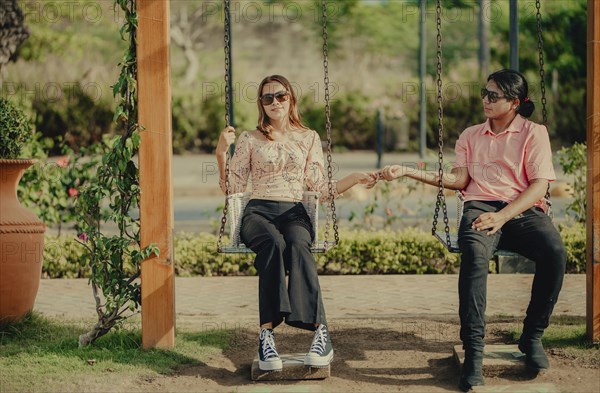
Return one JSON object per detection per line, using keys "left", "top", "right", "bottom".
{"left": 472, "top": 211, "right": 509, "bottom": 235}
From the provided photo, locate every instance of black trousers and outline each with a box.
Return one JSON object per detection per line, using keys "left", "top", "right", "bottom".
{"left": 457, "top": 201, "right": 566, "bottom": 352}
{"left": 240, "top": 199, "right": 327, "bottom": 331}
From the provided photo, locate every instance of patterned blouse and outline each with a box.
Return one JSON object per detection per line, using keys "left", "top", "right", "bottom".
{"left": 219, "top": 129, "right": 338, "bottom": 202}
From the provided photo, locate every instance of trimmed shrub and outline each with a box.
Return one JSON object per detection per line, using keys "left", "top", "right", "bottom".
{"left": 0, "top": 98, "right": 32, "bottom": 159}
{"left": 42, "top": 224, "right": 585, "bottom": 278}
{"left": 560, "top": 223, "right": 586, "bottom": 273}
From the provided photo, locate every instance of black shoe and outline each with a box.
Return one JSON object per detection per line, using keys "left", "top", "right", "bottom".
{"left": 458, "top": 349, "right": 484, "bottom": 392}
{"left": 458, "top": 375, "right": 485, "bottom": 392}
{"left": 304, "top": 324, "right": 334, "bottom": 367}
{"left": 519, "top": 335, "right": 549, "bottom": 371}
{"left": 258, "top": 328, "right": 282, "bottom": 371}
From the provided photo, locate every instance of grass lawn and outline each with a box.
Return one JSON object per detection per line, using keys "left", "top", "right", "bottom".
{"left": 0, "top": 312, "right": 229, "bottom": 393}
{"left": 1, "top": 313, "right": 598, "bottom": 392}
{"left": 506, "top": 315, "right": 600, "bottom": 367}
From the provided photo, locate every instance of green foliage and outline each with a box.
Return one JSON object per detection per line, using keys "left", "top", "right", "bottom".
{"left": 301, "top": 91, "right": 377, "bottom": 150}
{"left": 43, "top": 235, "right": 90, "bottom": 278}
{"left": 0, "top": 98, "right": 32, "bottom": 159}
{"left": 42, "top": 223, "right": 586, "bottom": 277}
{"left": 558, "top": 223, "right": 586, "bottom": 274}
{"left": 174, "top": 232, "right": 256, "bottom": 277}
{"left": 558, "top": 142, "right": 587, "bottom": 223}
{"left": 18, "top": 133, "right": 106, "bottom": 233}
{"left": 32, "top": 83, "right": 116, "bottom": 155}
{"left": 75, "top": 0, "right": 157, "bottom": 347}
{"left": 492, "top": 0, "right": 587, "bottom": 143}
{"left": 317, "top": 229, "right": 461, "bottom": 274}
{"left": 11, "top": 0, "right": 588, "bottom": 153}
{"left": 425, "top": 90, "right": 482, "bottom": 149}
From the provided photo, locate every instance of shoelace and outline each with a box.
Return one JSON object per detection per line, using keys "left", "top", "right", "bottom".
{"left": 309, "top": 326, "right": 328, "bottom": 355}
{"left": 260, "top": 329, "right": 279, "bottom": 359}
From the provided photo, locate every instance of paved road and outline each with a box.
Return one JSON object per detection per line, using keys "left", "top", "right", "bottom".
{"left": 171, "top": 152, "right": 572, "bottom": 233}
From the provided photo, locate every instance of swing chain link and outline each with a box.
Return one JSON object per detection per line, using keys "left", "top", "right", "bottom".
{"left": 217, "top": 0, "right": 232, "bottom": 253}
{"left": 432, "top": 0, "right": 451, "bottom": 248}
{"left": 535, "top": 0, "right": 548, "bottom": 125}
{"left": 322, "top": 0, "right": 339, "bottom": 250}
{"left": 535, "top": 0, "right": 551, "bottom": 201}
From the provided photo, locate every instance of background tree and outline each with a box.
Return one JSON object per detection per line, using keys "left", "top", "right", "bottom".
{"left": 492, "top": 0, "right": 587, "bottom": 144}
{"left": 0, "top": 0, "right": 29, "bottom": 72}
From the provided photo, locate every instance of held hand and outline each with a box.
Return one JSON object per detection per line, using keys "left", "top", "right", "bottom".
{"left": 471, "top": 211, "right": 508, "bottom": 235}
{"left": 217, "top": 126, "right": 236, "bottom": 154}
{"left": 380, "top": 165, "right": 403, "bottom": 181}
{"left": 354, "top": 172, "right": 379, "bottom": 189}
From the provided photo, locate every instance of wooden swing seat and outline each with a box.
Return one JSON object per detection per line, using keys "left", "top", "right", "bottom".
{"left": 220, "top": 191, "right": 332, "bottom": 253}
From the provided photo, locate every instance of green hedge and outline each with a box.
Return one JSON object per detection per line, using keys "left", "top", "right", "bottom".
{"left": 559, "top": 223, "right": 586, "bottom": 273}
{"left": 42, "top": 225, "right": 586, "bottom": 278}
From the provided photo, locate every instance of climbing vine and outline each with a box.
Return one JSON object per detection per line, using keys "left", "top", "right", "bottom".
{"left": 77, "top": 0, "right": 158, "bottom": 347}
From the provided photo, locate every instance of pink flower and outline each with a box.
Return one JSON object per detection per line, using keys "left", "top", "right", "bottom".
{"left": 68, "top": 187, "right": 78, "bottom": 197}
{"left": 78, "top": 232, "right": 88, "bottom": 242}
{"left": 56, "top": 156, "right": 70, "bottom": 168}
{"left": 418, "top": 161, "right": 426, "bottom": 169}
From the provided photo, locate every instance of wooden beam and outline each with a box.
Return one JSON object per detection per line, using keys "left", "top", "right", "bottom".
{"left": 587, "top": 0, "right": 600, "bottom": 343}
{"left": 137, "top": 0, "right": 175, "bottom": 349}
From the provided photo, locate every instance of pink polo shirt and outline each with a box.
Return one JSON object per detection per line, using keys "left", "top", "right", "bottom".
{"left": 453, "top": 115, "right": 555, "bottom": 207}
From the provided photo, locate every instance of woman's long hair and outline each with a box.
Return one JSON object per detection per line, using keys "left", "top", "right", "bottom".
{"left": 256, "top": 75, "right": 309, "bottom": 140}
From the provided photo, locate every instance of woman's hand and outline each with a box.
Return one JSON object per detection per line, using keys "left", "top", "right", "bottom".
{"left": 380, "top": 165, "right": 404, "bottom": 181}
{"left": 472, "top": 211, "right": 508, "bottom": 235}
{"left": 216, "top": 126, "right": 236, "bottom": 154}
{"left": 354, "top": 171, "right": 379, "bottom": 189}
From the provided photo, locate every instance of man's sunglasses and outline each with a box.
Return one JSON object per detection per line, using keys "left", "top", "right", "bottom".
{"left": 480, "top": 88, "right": 507, "bottom": 103}
{"left": 260, "top": 91, "right": 290, "bottom": 106}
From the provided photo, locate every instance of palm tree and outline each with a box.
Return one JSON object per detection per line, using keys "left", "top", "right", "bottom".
{"left": 0, "top": 0, "right": 29, "bottom": 71}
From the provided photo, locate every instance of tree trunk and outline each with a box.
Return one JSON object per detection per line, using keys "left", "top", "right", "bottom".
{"left": 78, "top": 315, "right": 118, "bottom": 347}
{"left": 0, "top": 0, "right": 29, "bottom": 71}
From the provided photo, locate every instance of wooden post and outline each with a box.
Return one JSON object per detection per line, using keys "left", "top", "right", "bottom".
{"left": 137, "top": 0, "right": 175, "bottom": 349}
{"left": 587, "top": 0, "right": 600, "bottom": 343}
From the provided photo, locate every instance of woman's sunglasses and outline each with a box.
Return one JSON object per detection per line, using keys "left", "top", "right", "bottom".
{"left": 260, "top": 91, "right": 290, "bottom": 106}
{"left": 480, "top": 88, "right": 506, "bottom": 103}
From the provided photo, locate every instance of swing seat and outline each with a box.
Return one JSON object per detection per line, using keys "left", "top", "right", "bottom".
{"left": 220, "top": 191, "right": 332, "bottom": 253}
{"left": 435, "top": 192, "right": 552, "bottom": 257}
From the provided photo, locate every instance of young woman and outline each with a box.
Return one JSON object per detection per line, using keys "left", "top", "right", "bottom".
{"left": 216, "top": 75, "right": 378, "bottom": 371}
{"left": 381, "top": 69, "right": 566, "bottom": 391}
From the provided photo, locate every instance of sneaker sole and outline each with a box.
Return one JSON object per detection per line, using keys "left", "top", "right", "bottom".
{"left": 258, "top": 359, "right": 283, "bottom": 372}
{"left": 304, "top": 349, "right": 334, "bottom": 368}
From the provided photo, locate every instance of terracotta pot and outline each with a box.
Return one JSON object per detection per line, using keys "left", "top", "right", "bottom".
{"left": 0, "top": 159, "right": 46, "bottom": 324}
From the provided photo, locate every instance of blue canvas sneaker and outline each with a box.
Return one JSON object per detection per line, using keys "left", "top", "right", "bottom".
{"left": 258, "top": 328, "right": 282, "bottom": 371}
{"left": 304, "top": 324, "right": 334, "bottom": 367}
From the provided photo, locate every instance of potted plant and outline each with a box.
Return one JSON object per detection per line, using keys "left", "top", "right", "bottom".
{"left": 0, "top": 98, "right": 46, "bottom": 324}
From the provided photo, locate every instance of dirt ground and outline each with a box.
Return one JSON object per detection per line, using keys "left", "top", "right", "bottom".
{"left": 122, "top": 318, "right": 599, "bottom": 393}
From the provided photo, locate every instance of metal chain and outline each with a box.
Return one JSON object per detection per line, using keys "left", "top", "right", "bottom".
{"left": 535, "top": 0, "right": 551, "bottom": 201}
{"left": 322, "top": 0, "right": 338, "bottom": 249}
{"left": 431, "top": 0, "right": 450, "bottom": 248}
{"left": 535, "top": 0, "right": 548, "bottom": 125}
{"left": 217, "top": 0, "right": 232, "bottom": 252}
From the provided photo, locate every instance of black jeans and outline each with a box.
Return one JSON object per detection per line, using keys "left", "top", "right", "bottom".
{"left": 240, "top": 199, "right": 326, "bottom": 331}
{"left": 457, "top": 201, "right": 566, "bottom": 352}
